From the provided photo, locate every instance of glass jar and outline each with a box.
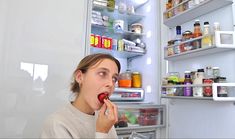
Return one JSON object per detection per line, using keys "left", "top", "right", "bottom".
{"left": 132, "top": 72, "right": 142, "bottom": 88}
{"left": 118, "top": 70, "right": 132, "bottom": 88}
{"left": 212, "top": 67, "right": 220, "bottom": 78}
{"left": 215, "top": 77, "right": 228, "bottom": 97}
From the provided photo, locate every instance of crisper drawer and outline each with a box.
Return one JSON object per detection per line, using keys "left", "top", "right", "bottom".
{"left": 110, "top": 88, "right": 144, "bottom": 101}
{"left": 118, "top": 131, "right": 156, "bottom": 139}
{"left": 114, "top": 103, "right": 166, "bottom": 135}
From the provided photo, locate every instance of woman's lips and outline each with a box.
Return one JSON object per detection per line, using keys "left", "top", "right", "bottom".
{"left": 98, "top": 92, "right": 109, "bottom": 103}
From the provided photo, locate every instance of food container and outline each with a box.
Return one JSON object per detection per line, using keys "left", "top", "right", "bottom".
{"left": 132, "top": 72, "right": 142, "bottom": 88}
{"left": 138, "top": 108, "right": 158, "bottom": 126}
{"left": 131, "top": 23, "right": 143, "bottom": 34}
{"left": 118, "top": 70, "right": 132, "bottom": 88}
{"left": 113, "top": 20, "right": 124, "bottom": 31}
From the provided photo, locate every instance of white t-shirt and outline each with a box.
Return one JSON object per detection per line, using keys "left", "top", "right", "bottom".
{"left": 41, "top": 103, "right": 118, "bottom": 139}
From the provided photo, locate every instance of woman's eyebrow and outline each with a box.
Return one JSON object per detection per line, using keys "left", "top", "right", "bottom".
{"left": 99, "top": 67, "right": 119, "bottom": 76}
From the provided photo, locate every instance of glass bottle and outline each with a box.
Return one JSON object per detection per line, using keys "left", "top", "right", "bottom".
{"left": 184, "top": 71, "right": 192, "bottom": 96}
{"left": 174, "top": 25, "right": 182, "bottom": 54}
{"left": 193, "top": 20, "right": 202, "bottom": 49}
{"left": 202, "top": 21, "right": 212, "bottom": 48}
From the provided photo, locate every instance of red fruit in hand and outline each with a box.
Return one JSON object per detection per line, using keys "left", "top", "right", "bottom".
{"left": 98, "top": 93, "right": 109, "bottom": 103}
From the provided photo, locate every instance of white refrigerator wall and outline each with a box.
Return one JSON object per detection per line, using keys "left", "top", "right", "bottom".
{"left": 130, "top": 0, "right": 161, "bottom": 104}
{"left": 161, "top": 0, "right": 235, "bottom": 138}
{"left": 0, "top": 0, "right": 88, "bottom": 138}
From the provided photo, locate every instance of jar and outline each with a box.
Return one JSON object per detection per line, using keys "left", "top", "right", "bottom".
{"left": 214, "top": 77, "right": 228, "bottom": 97}
{"left": 182, "top": 30, "right": 193, "bottom": 51}
{"left": 167, "top": 40, "right": 174, "bottom": 56}
{"left": 118, "top": 1, "right": 126, "bottom": 14}
{"left": 118, "top": 70, "right": 132, "bottom": 88}
{"left": 203, "top": 78, "right": 213, "bottom": 97}
{"left": 131, "top": 23, "right": 143, "bottom": 34}
{"left": 127, "top": 5, "right": 135, "bottom": 14}
{"left": 132, "top": 72, "right": 142, "bottom": 88}
{"left": 212, "top": 67, "right": 220, "bottom": 78}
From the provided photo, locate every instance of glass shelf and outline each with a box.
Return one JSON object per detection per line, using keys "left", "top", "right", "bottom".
{"left": 91, "top": 24, "right": 145, "bottom": 37}
{"left": 90, "top": 47, "right": 145, "bottom": 59}
{"left": 163, "top": 0, "right": 233, "bottom": 28}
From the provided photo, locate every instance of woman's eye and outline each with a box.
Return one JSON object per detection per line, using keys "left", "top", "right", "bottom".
{"left": 112, "top": 77, "right": 118, "bottom": 83}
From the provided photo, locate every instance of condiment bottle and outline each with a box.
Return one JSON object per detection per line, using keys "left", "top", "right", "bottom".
{"left": 193, "top": 69, "right": 204, "bottom": 97}
{"left": 202, "top": 21, "right": 212, "bottom": 48}
{"left": 174, "top": 26, "right": 182, "bottom": 54}
{"left": 212, "top": 22, "right": 220, "bottom": 45}
{"left": 193, "top": 20, "right": 202, "bottom": 49}
{"left": 184, "top": 71, "right": 192, "bottom": 96}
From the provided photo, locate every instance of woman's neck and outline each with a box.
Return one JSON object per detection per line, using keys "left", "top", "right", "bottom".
{"left": 72, "top": 95, "right": 95, "bottom": 115}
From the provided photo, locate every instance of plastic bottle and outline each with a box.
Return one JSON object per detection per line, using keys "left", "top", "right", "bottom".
{"left": 193, "top": 20, "right": 202, "bottom": 49}
{"left": 202, "top": 21, "right": 212, "bottom": 48}
{"left": 193, "top": 69, "right": 204, "bottom": 97}
{"left": 212, "top": 22, "right": 220, "bottom": 45}
{"left": 184, "top": 71, "right": 192, "bottom": 96}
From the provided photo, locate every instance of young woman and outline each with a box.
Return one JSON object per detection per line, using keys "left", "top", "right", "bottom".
{"left": 41, "top": 53, "right": 121, "bottom": 138}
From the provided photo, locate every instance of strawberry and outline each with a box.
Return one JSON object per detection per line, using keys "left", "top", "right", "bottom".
{"left": 98, "top": 93, "right": 109, "bottom": 103}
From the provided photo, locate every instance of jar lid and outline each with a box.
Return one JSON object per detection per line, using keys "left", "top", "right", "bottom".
{"left": 216, "top": 76, "right": 226, "bottom": 80}
{"left": 131, "top": 23, "right": 142, "bottom": 27}
{"left": 132, "top": 72, "right": 140, "bottom": 74}
{"left": 182, "top": 30, "right": 192, "bottom": 35}
{"left": 212, "top": 67, "right": 219, "bottom": 69}
{"left": 197, "top": 69, "right": 204, "bottom": 72}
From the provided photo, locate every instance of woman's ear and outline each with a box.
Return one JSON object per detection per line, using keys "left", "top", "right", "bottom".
{"left": 75, "top": 70, "right": 83, "bottom": 84}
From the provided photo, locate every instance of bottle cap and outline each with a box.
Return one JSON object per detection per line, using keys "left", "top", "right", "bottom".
{"left": 204, "top": 21, "right": 209, "bottom": 25}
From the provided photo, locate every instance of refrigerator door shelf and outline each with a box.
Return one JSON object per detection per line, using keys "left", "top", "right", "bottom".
{"left": 163, "top": 0, "right": 233, "bottom": 27}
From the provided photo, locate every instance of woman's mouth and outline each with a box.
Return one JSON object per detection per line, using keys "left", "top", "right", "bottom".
{"left": 98, "top": 92, "right": 109, "bottom": 103}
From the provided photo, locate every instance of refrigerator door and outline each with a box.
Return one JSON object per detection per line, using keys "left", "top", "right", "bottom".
{"left": 0, "top": 0, "right": 88, "bottom": 138}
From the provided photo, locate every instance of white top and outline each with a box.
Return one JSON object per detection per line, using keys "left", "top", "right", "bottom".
{"left": 41, "top": 103, "right": 118, "bottom": 139}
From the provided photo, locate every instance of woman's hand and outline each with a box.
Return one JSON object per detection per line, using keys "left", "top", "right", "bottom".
{"left": 96, "top": 99, "right": 118, "bottom": 133}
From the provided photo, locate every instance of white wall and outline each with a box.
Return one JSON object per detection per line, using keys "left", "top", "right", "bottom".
{"left": 0, "top": 0, "right": 88, "bottom": 138}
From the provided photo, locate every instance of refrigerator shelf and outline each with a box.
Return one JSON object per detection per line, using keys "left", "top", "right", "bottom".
{"left": 164, "top": 31, "right": 235, "bottom": 61}
{"left": 163, "top": 0, "right": 233, "bottom": 28}
{"left": 161, "top": 83, "right": 235, "bottom": 101}
{"left": 90, "top": 47, "right": 145, "bottom": 59}
{"left": 92, "top": 4, "right": 146, "bottom": 24}
{"left": 110, "top": 87, "right": 145, "bottom": 101}
{"left": 164, "top": 45, "right": 235, "bottom": 61}
{"left": 91, "top": 24, "right": 146, "bottom": 37}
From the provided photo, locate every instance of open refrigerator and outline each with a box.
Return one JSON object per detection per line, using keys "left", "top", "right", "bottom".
{"left": 87, "top": 0, "right": 235, "bottom": 138}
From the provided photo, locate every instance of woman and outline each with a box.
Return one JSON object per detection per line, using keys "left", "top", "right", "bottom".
{"left": 41, "top": 53, "right": 121, "bottom": 138}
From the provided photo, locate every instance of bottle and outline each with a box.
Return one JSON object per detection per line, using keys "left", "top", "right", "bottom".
{"left": 174, "top": 26, "right": 182, "bottom": 54}
{"left": 193, "top": 20, "right": 202, "bottom": 49}
{"left": 212, "top": 22, "right": 220, "bottom": 45}
{"left": 202, "top": 21, "right": 212, "bottom": 48}
{"left": 193, "top": 69, "right": 204, "bottom": 97}
{"left": 184, "top": 71, "right": 192, "bottom": 96}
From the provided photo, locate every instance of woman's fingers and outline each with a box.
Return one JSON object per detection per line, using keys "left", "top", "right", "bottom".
{"left": 103, "top": 99, "right": 118, "bottom": 123}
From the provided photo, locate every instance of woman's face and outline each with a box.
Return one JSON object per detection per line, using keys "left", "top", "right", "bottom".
{"left": 76, "top": 59, "right": 119, "bottom": 112}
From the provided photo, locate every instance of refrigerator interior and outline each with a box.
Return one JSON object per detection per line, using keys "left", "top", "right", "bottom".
{"left": 0, "top": 0, "right": 88, "bottom": 138}
{"left": 160, "top": 0, "right": 235, "bottom": 138}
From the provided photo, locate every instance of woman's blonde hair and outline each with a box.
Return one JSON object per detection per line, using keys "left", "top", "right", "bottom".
{"left": 70, "top": 53, "right": 121, "bottom": 93}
